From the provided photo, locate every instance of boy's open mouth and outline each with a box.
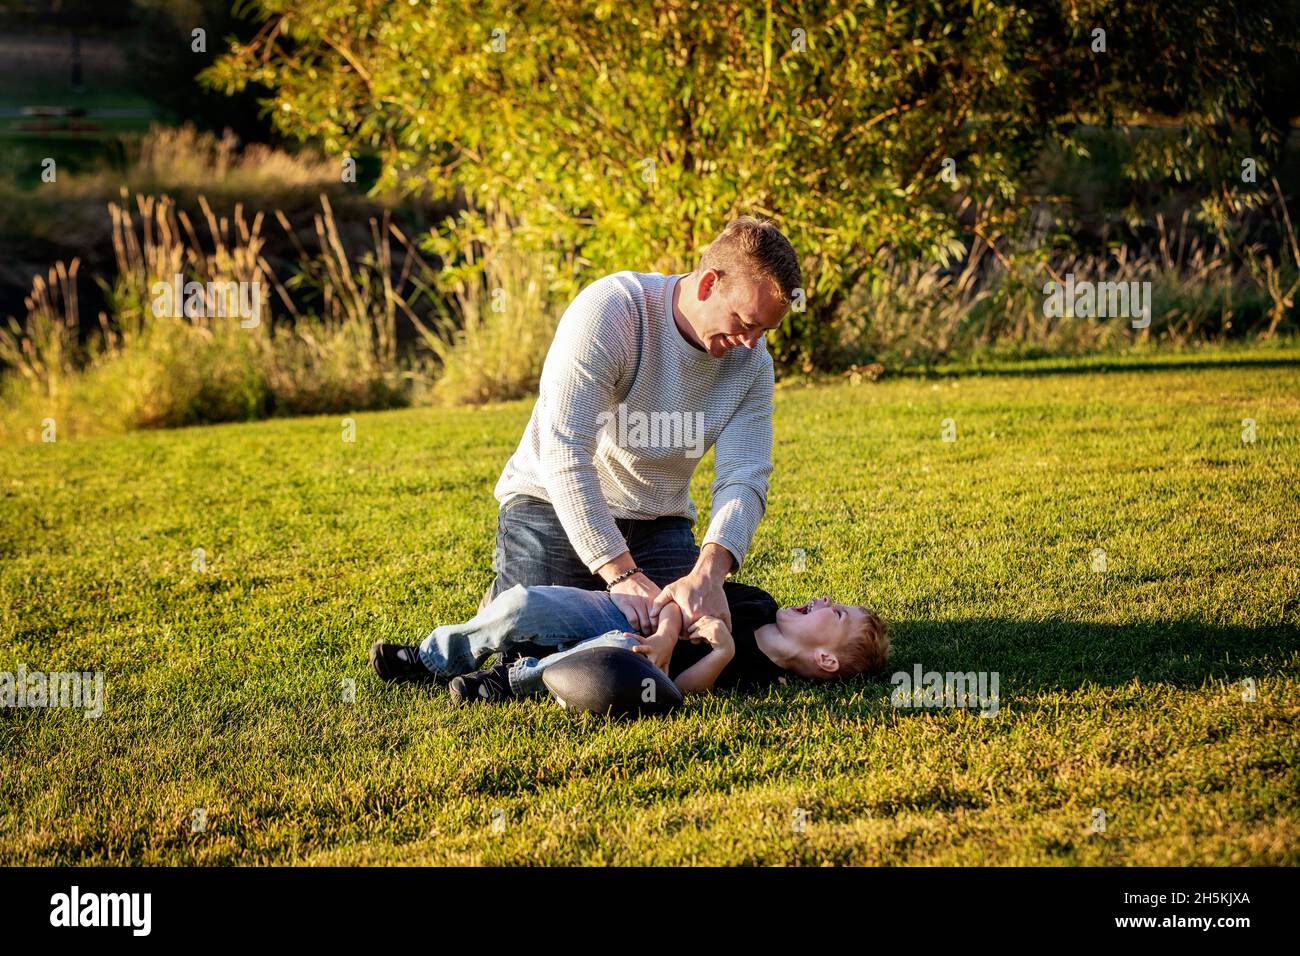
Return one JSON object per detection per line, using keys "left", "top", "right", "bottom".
{"left": 794, "top": 601, "right": 813, "bottom": 614}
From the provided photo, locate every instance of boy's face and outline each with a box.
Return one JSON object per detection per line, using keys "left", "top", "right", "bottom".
{"left": 775, "top": 596, "right": 864, "bottom": 679}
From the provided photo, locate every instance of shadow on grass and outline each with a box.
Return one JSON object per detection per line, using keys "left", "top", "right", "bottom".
{"left": 917, "top": 356, "right": 1300, "bottom": 379}
{"left": 887, "top": 617, "right": 1298, "bottom": 691}
{"left": 717, "top": 618, "right": 1299, "bottom": 720}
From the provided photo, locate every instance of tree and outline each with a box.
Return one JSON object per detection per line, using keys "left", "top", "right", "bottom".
{"left": 206, "top": 0, "right": 1299, "bottom": 369}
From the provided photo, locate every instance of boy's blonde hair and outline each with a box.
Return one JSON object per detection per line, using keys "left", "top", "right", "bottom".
{"left": 833, "top": 607, "right": 890, "bottom": 680}
{"left": 698, "top": 216, "right": 802, "bottom": 306}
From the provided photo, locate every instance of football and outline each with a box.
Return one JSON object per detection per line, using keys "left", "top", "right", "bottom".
{"left": 542, "top": 645, "right": 684, "bottom": 718}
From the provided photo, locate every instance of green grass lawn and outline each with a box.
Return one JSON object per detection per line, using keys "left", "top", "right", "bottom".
{"left": 1, "top": 348, "right": 1298, "bottom": 865}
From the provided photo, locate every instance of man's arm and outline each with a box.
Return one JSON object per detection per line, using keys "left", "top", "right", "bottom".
{"left": 535, "top": 280, "right": 635, "bottom": 569}
{"left": 701, "top": 358, "right": 774, "bottom": 572}
{"left": 652, "top": 360, "right": 773, "bottom": 627}
{"left": 649, "top": 542, "right": 734, "bottom": 628}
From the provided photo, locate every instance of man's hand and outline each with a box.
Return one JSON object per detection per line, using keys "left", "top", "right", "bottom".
{"left": 651, "top": 543, "right": 734, "bottom": 630}
{"left": 630, "top": 602, "right": 682, "bottom": 672}
{"left": 652, "top": 574, "right": 730, "bottom": 631}
{"left": 599, "top": 552, "right": 663, "bottom": 634}
{"left": 608, "top": 572, "right": 661, "bottom": 634}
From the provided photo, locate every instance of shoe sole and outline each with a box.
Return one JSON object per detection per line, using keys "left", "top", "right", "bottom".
{"left": 370, "top": 641, "right": 444, "bottom": 686}
{"left": 368, "top": 641, "right": 389, "bottom": 680}
{"left": 447, "top": 677, "right": 469, "bottom": 706}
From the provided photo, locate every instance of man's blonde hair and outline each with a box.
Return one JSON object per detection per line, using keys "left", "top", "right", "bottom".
{"left": 833, "top": 607, "right": 890, "bottom": 680}
{"left": 698, "top": 216, "right": 802, "bottom": 305}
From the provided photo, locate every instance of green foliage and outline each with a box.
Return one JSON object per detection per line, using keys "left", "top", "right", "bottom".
{"left": 206, "top": 0, "right": 1300, "bottom": 368}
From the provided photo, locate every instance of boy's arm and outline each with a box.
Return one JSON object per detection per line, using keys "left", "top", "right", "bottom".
{"left": 674, "top": 647, "right": 735, "bottom": 695}
{"left": 672, "top": 616, "right": 736, "bottom": 695}
{"left": 629, "top": 600, "right": 682, "bottom": 673}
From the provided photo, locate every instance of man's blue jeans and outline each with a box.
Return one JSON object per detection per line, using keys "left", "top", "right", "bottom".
{"left": 418, "top": 584, "right": 647, "bottom": 696}
{"left": 488, "top": 495, "right": 701, "bottom": 600}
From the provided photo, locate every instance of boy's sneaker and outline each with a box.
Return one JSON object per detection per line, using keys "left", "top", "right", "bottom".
{"left": 369, "top": 641, "right": 440, "bottom": 685}
{"left": 448, "top": 659, "right": 515, "bottom": 706}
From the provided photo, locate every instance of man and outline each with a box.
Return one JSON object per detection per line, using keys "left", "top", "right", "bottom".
{"left": 487, "top": 216, "right": 801, "bottom": 638}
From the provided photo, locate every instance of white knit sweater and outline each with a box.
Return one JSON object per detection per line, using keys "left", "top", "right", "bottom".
{"left": 494, "top": 271, "right": 774, "bottom": 573}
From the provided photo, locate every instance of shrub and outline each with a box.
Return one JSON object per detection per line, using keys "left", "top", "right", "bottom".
{"left": 419, "top": 208, "right": 566, "bottom": 407}
{"left": 0, "top": 191, "right": 428, "bottom": 443}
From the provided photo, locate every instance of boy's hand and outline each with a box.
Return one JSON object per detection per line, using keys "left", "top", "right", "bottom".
{"left": 630, "top": 601, "right": 682, "bottom": 672}
{"left": 631, "top": 630, "right": 676, "bottom": 673}
{"left": 687, "top": 615, "right": 734, "bottom": 653}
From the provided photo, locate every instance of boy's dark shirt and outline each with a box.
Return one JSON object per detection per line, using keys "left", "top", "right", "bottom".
{"left": 667, "top": 581, "right": 787, "bottom": 691}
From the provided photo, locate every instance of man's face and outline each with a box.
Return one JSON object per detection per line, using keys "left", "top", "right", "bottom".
{"left": 693, "top": 270, "right": 788, "bottom": 357}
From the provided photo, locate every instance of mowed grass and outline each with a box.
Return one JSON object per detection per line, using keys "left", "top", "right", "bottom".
{"left": 1, "top": 348, "right": 1298, "bottom": 865}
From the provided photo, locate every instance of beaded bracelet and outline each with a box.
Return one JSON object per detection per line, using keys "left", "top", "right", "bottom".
{"left": 606, "top": 566, "right": 644, "bottom": 589}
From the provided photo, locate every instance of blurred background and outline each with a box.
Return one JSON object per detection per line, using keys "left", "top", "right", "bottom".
{"left": 1, "top": 0, "right": 1297, "bottom": 441}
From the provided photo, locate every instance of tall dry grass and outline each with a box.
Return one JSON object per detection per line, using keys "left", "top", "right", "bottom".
{"left": 0, "top": 190, "right": 427, "bottom": 440}
{"left": 839, "top": 210, "right": 1282, "bottom": 367}
{"left": 24, "top": 124, "right": 344, "bottom": 205}
{"left": 2, "top": 164, "right": 1293, "bottom": 441}
{"left": 0, "top": 260, "right": 83, "bottom": 400}
{"left": 421, "top": 209, "right": 565, "bottom": 406}
{"left": 0, "top": 186, "right": 568, "bottom": 441}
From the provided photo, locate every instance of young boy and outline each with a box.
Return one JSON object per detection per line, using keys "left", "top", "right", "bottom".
{"left": 369, "top": 581, "right": 889, "bottom": 705}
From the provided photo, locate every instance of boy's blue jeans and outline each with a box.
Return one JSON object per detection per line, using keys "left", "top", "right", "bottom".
{"left": 418, "top": 584, "right": 651, "bottom": 697}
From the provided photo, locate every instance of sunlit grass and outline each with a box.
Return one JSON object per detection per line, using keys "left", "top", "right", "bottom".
{"left": 1, "top": 348, "right": 1297, "bottom": 864}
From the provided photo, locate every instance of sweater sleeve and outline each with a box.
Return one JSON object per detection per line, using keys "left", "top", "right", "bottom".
{"left": 702, "top": 356, "right": 774, "bottom": 571}
{"left": 536, "top": 278, "right": 637, "bottom": 572}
